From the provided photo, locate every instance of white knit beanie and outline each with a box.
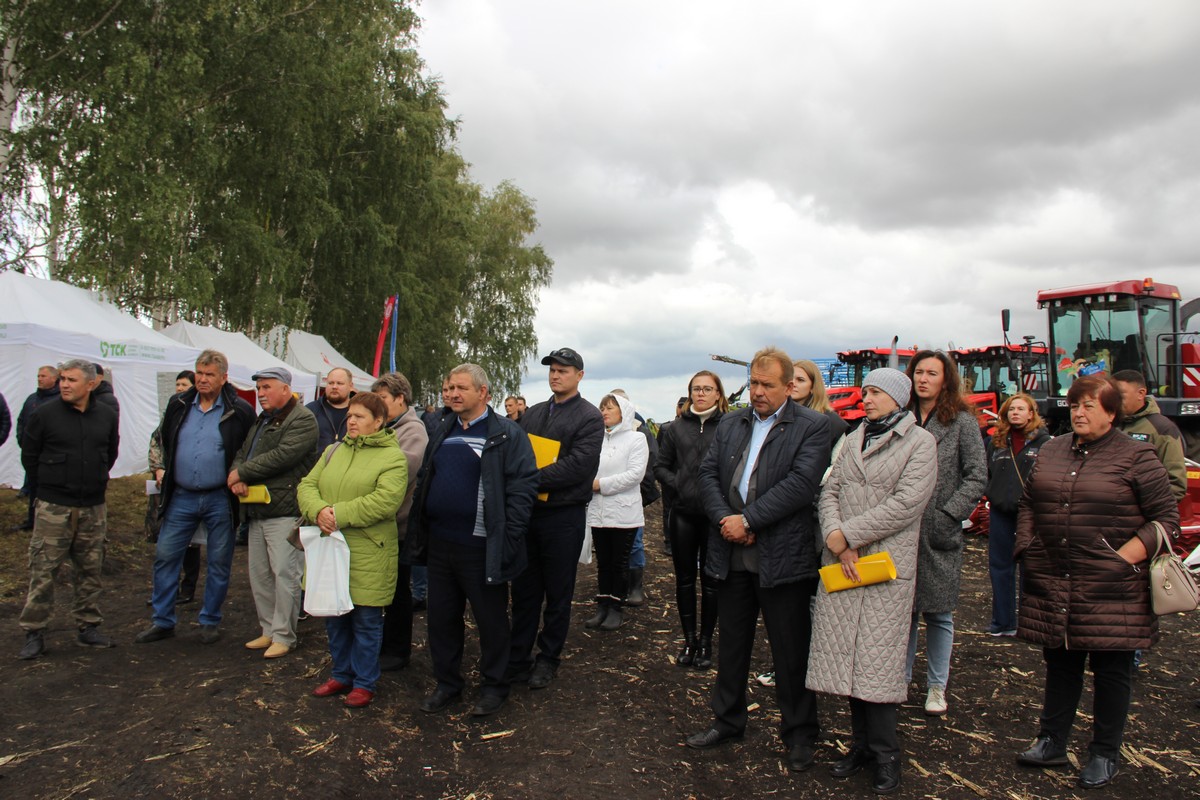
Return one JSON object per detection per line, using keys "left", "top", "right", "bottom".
{"left": 862, "top": 368, "right": 912, "bottom": 408}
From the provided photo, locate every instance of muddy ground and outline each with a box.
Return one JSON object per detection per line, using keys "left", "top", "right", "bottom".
{"left": 1, "top": 478, "right": 1198, "bottom": 799}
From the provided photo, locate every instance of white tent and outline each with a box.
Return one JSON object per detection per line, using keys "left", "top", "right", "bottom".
{"left": 259, "top": 325, "right": 375, "bottom": 391}
{"left": 0, "top": 271, "right": 202, "bottom": 487}
{"left": 160, "top": 321, "right": 319, "bottom": 402}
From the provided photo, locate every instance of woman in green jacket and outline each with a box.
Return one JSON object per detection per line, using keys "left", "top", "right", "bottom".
{"left": 298, "top": 393, "right": 407, "bottom": 708}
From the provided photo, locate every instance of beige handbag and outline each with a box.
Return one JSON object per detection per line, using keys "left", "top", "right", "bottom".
{"left": 1149, "top": 521, "right": 1199, "bottom": 615}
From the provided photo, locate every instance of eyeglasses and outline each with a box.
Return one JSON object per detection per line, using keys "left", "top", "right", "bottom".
{"left": 691, "top": 386, "right": 717, "bottom": 395}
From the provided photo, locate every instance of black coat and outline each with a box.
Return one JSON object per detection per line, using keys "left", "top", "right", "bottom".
{"left": 699, "top": 401, "right": 832, "bottom": 588}
{"left": 519, "top": 393, "right": 604, "bottom": 508}
{"left": 21, "top": 395, "right": 119, "bottom": 507}
{"left": 655, "top": 408, "right": 724, "bottom": 516}
{"left": 158, "top": 383, "right": 256, "bottom": 516}
{"left": 0, "top": 392, "right": 9, "bottom": 447}
{"left": 984, "top": 426, "right": 1051, "bottom": 515}
{"left": 16, "top": 386, "right": 60, "bottom": 447}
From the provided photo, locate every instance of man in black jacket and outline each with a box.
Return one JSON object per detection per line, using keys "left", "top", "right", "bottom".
{"left": 305, "top": 366, "right": 356, "bottom": 449}
{"left": 135, "top": 350, "right": 255, "bottom": 646}
{"left": 507, "top": 347, "right": 604, "bottom": 690}
{"left": 17, "top": 360, "right": 120, "bottom": 659}
{"left": 685, "top": 347, "right": 831, "bottom": 775}
{"left": 13, "top": 366, "right": 60, "bottom": 531}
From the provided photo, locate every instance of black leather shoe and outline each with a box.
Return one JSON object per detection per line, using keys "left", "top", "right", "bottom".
{"left": 831, "top": 746, "right": 876, "bottom": 778}
{"left": 872, "top": 760, "right": 901, "bottom": 794}
{"left": 685, "top": 727, "right": 743, "bottom": 750}
{"left": 692, "top": 638, "right": 714, "bottom": 670}
{"left": 787, "top": 743, "right": 815, "bottom": 772}
{"left": 1017, "top": 736, "right": 1069, "bottom": 767}
{"left": 198, "top": 625, "right": 220, "bottom": 644}
{"left": 18, "top": 631, "right": 44, "bottom": 660}
{"left": 176, "top": 592, "right": 195, "bottom": 605}
{"left": 379, "top": 654, "right": 410, "bottom": 672}
{"left": 505, "top": 664, "right": 531, "bottom": 684}
{"left": 1078, "top": 754, "right": 1119, "bottom": 789}
{"left": 419, "top": 687, "right": 461, "bottom": 714}
{"left": 134, "top": 624, "right": 175, "bottom": 644}
{"left": 529, "top": 661, "right": 557, "bottom": 690}
{"left": 471, "top": 694, "right": 507, "bottom": 717}
{"left": 584, "top": 607, "right": 609, "bottom": 629}
{"left": 76, "top": 625, "right": 115, "bottom": 648}
{"left": 676, "top": 637, "right": 697, "bottom": 667}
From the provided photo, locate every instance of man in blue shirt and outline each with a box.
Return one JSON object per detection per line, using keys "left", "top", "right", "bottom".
{"left": 135, "top": 350, "right": 255, "bottom": 646}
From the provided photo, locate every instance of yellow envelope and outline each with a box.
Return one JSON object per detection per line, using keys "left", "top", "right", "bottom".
{"left": 238, "top": 485, "right": 272, "bottom": 504}
{"left": 819, "top": 551, "right": 897, "bottom": 593}
{"left": 527, "top": 434, "right": 561, "bottom": 502}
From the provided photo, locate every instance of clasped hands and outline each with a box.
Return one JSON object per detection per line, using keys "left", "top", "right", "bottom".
{"left": 718, "top": 515, "right": 755, "bottom": 546}
{"left": 226, "top": 468, "right": 248, "bottom": 497}
{"left": 826, "top": 529, "right": 860, "bottom": 582}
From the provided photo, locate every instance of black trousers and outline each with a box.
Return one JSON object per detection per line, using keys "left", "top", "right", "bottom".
{"left": 380, "top": 553, "right": 413, "bottom": 660}
{"left": 669, "top": 510, "right": 718, "bottom": 641}
{"left": 592, "top": 526, "right": 637, "bottom": 605}
{"left": 179, "top": 545, "right": 201, "bottom": 596}
{"left": 427, "top": 537, "right": 510, "bottom": 697}
{"left": 509, "top": 504, "right": 586, "bottom": 670}
{"left": 710, "top": 571, "right": 820, "bottom": 747}
{"left": 1038, "top": 647, "right": 1134, "bottom": 759}
{"left": 849, "top": 697, "right": 900, "bottom": 763}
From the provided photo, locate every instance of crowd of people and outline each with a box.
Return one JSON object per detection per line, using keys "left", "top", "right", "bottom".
{"left": 6, "top": 343, "right": 1188, "bottom": 792}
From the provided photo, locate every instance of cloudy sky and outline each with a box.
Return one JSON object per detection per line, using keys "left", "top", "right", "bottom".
{"left": 418, "top": 0, "right": 1200, "bottom": 420}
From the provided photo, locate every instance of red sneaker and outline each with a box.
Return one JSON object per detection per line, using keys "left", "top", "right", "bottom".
{"left": 344, "top": 688, "right": 374, "bottom": 708}
{"left": 312, "top": 679, "right": 351, "bottom": 697}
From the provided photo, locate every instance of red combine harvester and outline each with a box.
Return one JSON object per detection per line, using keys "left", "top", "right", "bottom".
{"left": 1025, "top": 277, "right": 1200, "bottom": 555}
{"left": 828, "top": 345, "right": 917, "bottom": 425}
{"left": 955, "top": 339, "right": 1051, "bottom": 430}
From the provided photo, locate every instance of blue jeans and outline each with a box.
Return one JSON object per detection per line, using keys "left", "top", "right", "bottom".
{"left": 988, "top": 509, "right": 1018, "bottom": 632}
{"left": 411, "top": 565, "right": 428, "bottom": 602}
{"left": 151, "top": 488, "right": 234, "bottom": 629}
{"left": 629, "top": 526, "right": 645, "bottom": 570}
{"left": 905, "top": 611, "right": 954, "bottom": 688}
{"left": 325, "top": 605, "right": 384, "bottom": 692}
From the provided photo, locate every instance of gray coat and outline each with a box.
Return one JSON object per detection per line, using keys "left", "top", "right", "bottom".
{"left": 807, "top": 413, "right": 937, "bottom": 703}
{"left": 912, "top": 410, "right": 987, "bottom": 613}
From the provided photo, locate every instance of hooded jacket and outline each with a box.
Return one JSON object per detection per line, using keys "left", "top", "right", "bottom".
{"left": 406, "top": 407, "right": 539, "bottom": 584}
{"left": 1117, "top": 396, "right": 1187, "bottom": 502}
{"left": 298, "top": 428, "right": 407, "bottom": 606}
{"left": 1015, "top": 427, "right": 1180, "bottom": 650}
{"left": 587, "top": 395, "right": 649, "bottom": 529}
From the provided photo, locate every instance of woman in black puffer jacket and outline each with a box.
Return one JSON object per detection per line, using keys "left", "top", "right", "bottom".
{"left": 654, "top": 370, "right": 727, "bottom": 670}
{"left": 983, "top": 393, "right": 1050, "bottom": 637}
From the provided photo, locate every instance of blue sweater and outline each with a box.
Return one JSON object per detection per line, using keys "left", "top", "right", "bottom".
{"left": 424, "top": 416, "right": 487, "bottom": 547}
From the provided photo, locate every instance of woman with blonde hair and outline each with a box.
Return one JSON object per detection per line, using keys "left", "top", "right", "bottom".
{"left": 793, "top": 359, "right": 850, "bottom": 468}
{"left": 984, "top": 393, "right": 1050, "bottom": 637}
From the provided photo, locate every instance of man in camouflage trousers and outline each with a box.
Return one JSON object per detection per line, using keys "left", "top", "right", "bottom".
{"left": 18, "top": 359, "right": 120, "bottom": 660}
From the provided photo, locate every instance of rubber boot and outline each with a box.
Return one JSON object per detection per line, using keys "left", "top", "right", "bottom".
{"left": 585, "top": 603, "right": 609, "bottom": 629}
{"left": 600, "top": 603, "right": 624, "bottom": 631}
{"left": 626, "top": 568, "right": 645, "bottom": 607}
{"left": 693, "top": 637, "right": 714, "bottom": 670}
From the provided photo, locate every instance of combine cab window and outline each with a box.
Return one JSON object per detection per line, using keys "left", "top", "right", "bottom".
{"left": 1049, "top": 296, "right": 1174, "bottom": 395}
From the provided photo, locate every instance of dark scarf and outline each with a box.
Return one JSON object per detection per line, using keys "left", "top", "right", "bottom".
{"left": 862, "top": 409, "right": 908, "bottom": 451}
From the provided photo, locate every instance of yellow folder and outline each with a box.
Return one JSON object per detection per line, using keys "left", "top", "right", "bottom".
{"left": 237, "top": 485, "right": 272, "bottom": 504}
{"left": 819, "top": 551, "right": 897, "bottom": 593}
{"left": 527, "top": 434, "right": 561, "bottom": 502}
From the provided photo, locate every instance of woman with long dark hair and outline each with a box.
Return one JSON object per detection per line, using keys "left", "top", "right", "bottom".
{"left": 903, "top": 350, "right": 987, "bottom": 716}
{"left": 984, "top": 393, "right": 1050, "bottom": 637}
{"left": 655, "top": 370, "right": 728, "bottom": 669}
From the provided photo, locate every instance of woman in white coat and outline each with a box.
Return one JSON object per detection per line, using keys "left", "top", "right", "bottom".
{"left": 807, "top": 368, "right": 938, "bottom": 795}
{"left": 585, "top": 394, "right": 649, "bottom": 631}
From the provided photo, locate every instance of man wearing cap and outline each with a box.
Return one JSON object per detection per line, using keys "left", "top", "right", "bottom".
{"left": 508, "top": 347, "right": 604, "bottom": 690}
{"left": 229, "top": 366, "right": 319, "bottom": 658}
{"left": 135, "top": 350, "right": 255, "bottom": 646}
{"left": 685, "top": 346, "right": 832, "bottom": 774}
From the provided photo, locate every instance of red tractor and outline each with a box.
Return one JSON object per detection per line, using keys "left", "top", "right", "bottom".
{"left": 828, "top": 345, "right": 917, "bottom": 425}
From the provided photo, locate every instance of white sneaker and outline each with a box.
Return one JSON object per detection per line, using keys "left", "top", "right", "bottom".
{"left": 925, "top": 686, "right": 948, "bottom": 716}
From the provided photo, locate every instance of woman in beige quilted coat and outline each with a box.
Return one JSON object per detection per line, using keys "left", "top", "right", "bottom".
{"left": 807, "top": 368, "right": 937, "bottom": 795}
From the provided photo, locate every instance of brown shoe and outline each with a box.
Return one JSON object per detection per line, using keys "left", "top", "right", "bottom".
{"left": 245, "top": 635, "right": 272, "bottom": 650}
{"left": 264, "top": 642, "right": 291, "bottom": 658}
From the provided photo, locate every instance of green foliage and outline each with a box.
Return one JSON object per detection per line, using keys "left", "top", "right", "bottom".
{"left": 1, "top": 0, "right": 551, "bottom": 401}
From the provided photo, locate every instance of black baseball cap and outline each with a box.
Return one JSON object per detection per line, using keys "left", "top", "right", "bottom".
{"left": 541, "top": 347, "right": 584, "bottom": 369}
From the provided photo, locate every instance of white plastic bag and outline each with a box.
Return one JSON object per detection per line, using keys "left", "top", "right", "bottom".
{"left": 300, "top": 526, "right": 353, "bottom": 617}
{"left": 579, "top": 525, "right": 593, "bottom": 565}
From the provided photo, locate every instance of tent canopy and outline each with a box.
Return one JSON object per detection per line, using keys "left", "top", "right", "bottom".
{"left": 0, "top": 271, "right": 202, "bottom": 487}
{"left": 161, "top": 321, "right": 319, "bottom": 400}
{"left": 259, "top": 325, "right": 375, "bottom": 391}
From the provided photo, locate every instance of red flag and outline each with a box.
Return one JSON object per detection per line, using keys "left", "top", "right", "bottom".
{"left": 372, "top": 295, "right": 397, "bottom": 377}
